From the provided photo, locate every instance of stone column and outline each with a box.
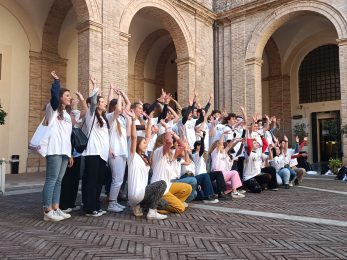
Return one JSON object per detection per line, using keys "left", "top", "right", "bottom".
{"left": 337, "top": 38, "right": 347, "bottom": 163}
{"left": 245, "top": 57, "right": 263, "bottom": 117}
{"left": 77, "top": 20, "right": 103, "bottom": 96}
{"left": 176, "top": 57, "right": 196, "bottom": 106}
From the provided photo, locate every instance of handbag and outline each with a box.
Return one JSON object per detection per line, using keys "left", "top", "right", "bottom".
{"left": 28, "top": 111, "right": 57, "bottom": 157}
{"left": 71, "top": 114, "right": 96, "bottom": 153}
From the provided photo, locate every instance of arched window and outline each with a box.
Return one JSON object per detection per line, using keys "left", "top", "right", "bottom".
{"left": 299, "top": 45, "right": 340, "bottom": 104}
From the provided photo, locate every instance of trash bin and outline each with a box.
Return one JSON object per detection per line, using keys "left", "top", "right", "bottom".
{"left": 10, "top": 155, "right": 20, "bottom": 174}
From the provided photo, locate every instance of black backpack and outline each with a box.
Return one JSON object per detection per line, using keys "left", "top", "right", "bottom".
{"left": 335, "top": 166, "right": 347, "bottom": 180}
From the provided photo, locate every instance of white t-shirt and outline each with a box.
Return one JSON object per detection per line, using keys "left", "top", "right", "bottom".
{"left": 181, "top": 161, "right": 196, "bottom": 176}
{"left": 192, "top": 153, "right": 207, "bottom": 175}
{"left": 179, "top": 118, "right": 198, "bottom": 148}
{"left": 127, "top": 153, "right": 150, "bottom": 207}
{"left": 82, "top": 111, "right": 110, "bottom": 162}
{"left": 270, "top": 154, "right": 285, "bottom": 172}
{"left": 243, "top": 151, "right": 264, "bottom": 181}
{"left": 46, "top": 104, "right": 72, "bottom": 157}
{"left": 146, "top": 117, "right": 159, "bottom": 153}
{"left": 212, "top": 123, "right": 225, "bottom": 143}
{"left": 211, "top": 149, "right": 228, "bottom": 172}
{"left": 107, "top": 113, "right": 128, "bottom": 158}
{"left": 151, "top": 147, "right": 176, "bottom": 194}
{"left": 135, "top": 118, "right": 146, "bottom": 138}
{"left": 195, "top": 123, "right": 209, "bottom": 151}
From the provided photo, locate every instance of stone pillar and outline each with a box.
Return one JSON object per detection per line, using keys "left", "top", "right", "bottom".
{"left": 176, "top": 57, "right": 196, "bottom": 106}
{"left": 77, "top": 20, "right": 103, "bottom": 96}
{"left": 245, "top": 57, "right": 263, "bottom": 117}
{"left": 337, "top": 38, "right": 347, "bottom": 163}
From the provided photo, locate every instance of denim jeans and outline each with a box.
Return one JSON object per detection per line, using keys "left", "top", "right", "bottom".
{"left": 277, "top": 168, "right": 291, "bottom": 185}
{"left": 285, "top": 166, "right": 297, "bottom": 181}
{"left": 43, "top": 155, "right": 69, "bottom": 210}
{"left": 195, "top": 173, "right": 214, "bottom": 199}
{"left": 173, "top": 176, "right": 197, "bottom": 202}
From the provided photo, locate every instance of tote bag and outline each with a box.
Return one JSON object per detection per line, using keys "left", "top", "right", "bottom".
{"left": 28, "top": 111, "right": 57, "bottom": 157}
{"left": 71, "top": 115, "right": 95, "bottom": 153}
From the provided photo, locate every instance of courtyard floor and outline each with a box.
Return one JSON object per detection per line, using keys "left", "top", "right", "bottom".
{"left": 0, "top": 175, "right": 346, "bottom": 259}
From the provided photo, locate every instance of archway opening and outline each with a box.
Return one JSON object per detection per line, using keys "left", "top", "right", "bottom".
{"left": 260, "top": 12, "right": 340, "bottom": 164}
{"left": 128, "top": 7, "right": 189, "bottom": 103}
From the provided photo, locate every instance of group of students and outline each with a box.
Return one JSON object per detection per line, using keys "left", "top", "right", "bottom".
{"left": 41, "top": 71, "right": 307, "bottom": 222}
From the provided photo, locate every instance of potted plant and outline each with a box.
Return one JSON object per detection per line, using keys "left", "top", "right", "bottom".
{"left": 293, "top": 122, "right": 308, "bottom": 141}
{"left": 328, "top": 158, "right": 342, "bottom": 175}
{"left": 0, "top": 103, "right": 7, "bottom": 125}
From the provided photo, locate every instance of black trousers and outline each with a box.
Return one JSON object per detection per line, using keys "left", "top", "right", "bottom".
{"left": 60, "top": 156, "right": 81, "bottom": 210}
{"left": 261, "top": 166, "right": 278, "bottom": 189}
{"left": 104, "top": 165, "right": 112, "bottom": 196}
{"left": 82, "top": 155, "right": 106, "bottom": 213}
{"left": 208, "top": 171, "right": 227, "bottom": 194}
{"left": 244, "top": 174, "right": 272, "bottom": 193}
{"left": 236, "top": 157, "right": 245, "bottom": 180}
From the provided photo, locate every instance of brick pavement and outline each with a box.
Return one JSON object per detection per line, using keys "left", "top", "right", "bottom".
{"left": 0, "top": 177, "right": 346, "bottom": 259}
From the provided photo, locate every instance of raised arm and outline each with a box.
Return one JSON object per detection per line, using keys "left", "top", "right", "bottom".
{"left": 75, "top": 91, "right": 88, "bottom": 119}
{"left": 171, "top": 98, "right": 182, "bottom": 115}
{"left": 50, "top": 71, "right": 60, "bottom": 111}
{"left": 89, "top": 76, "right": 98, "bottom": 116}
{"left": 124, "top": 109, "right": 137, "bottom": 155}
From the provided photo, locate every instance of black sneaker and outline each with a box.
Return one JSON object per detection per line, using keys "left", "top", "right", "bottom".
{"left": 284, "top": 184, "right": 289, "bottom": 189}
{"left": 85, "top": 211, "right": 102, "bottom": 217}
{"left": 218, "top": 193, "right": 229, "bottom": 200}
{"left": 294, "top": 179, "right": 299, "bottom": 186}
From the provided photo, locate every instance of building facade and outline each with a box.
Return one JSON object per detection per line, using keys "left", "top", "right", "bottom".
{"left": 0, "top": 0, "right": 346, "bottom": 173}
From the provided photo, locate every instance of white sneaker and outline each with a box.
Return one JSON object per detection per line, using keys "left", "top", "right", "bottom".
{"left": 231, "top": 192, "right": 245, "bottom": 198}
{"left": 289, "top": 181, "right": 294, "bottom": 187}
{"left": 44, "top": 210, "right": 64, "bottom": 222}
{"left": 132, "top": 205, "right": 143, "bottom": 217}
{"left": 55, "top": 209, "right": 71, "bottom": 219}
{"left": 62, "top": 208, "right": 72, "bottom": 213}
{"left": 237, "top": 189, "right": 246, "bottom": 194}
{"left": 116, "top": 203, "right": 126, "bottom": 209}
{"left": 147, "top": 209, "right": 167, "bottom": 220}
{"left": 71, "top": 206, "right": 81, "bottom": 211}
{"left": 98, "top": 209, "right": 107, "bottom": 215}
{"left": 107, "top": 202, "right": 124, "bottom": 213}
{"left": 203, "top": 198, "right": 219, "bottom": 204}
{"left": 85, "top": 211, "right": 103, "bottom": 217}
{"left": 183, "top": 202, "right": 189, "bottom": 208}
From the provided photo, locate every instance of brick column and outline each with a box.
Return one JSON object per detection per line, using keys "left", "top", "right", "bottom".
{"left": 77, "top": 20, "right": 103, "bottom": 96}
{"left": 176, "top": 57, "right": 196, "bottom": 106}
{"left": 245, "top": 57, "right": 263, "bottom": 117}
{"left": 338, "top": 38, "right": 347, "bottom": 163}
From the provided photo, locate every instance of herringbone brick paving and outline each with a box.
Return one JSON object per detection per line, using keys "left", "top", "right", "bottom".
{"left": 0, "top": 178, "right": 346, "bottom": 259}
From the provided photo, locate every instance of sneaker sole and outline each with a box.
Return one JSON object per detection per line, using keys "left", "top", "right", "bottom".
{"left": 43, "top": 217, "right": 63, "bottom": 222}
{"left": 147, "top": 216, "right": 167, "bottom": 220}
{"left": 107, "top": 208, "right": 123, "bottom": 213}
{"left": 85, "top": 214, "right": 102, "bottom": 217}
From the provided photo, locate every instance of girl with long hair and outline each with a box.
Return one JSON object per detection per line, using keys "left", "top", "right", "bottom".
{"left": 42, "top": 71, "right": 73, "bottom": 222}
{"left": 82, "top": 77, "right": 110, "bottom": 217}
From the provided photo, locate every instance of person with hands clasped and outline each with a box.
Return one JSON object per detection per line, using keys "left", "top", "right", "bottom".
{"left": 42, "top": 71, "right": 73, "bottom": 222}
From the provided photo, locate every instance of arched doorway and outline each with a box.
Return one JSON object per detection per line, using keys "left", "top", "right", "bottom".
{"left": 121, "top": 1, "right": 194, "bottom": 105}
{"left": 246, "top": 1, "right": 347, "bottom": 163}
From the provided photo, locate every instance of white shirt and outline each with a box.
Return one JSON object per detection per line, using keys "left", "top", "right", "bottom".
{"left": 192, "top": 153, "right": 207, "bottom": 175}
{"left": 107, "top": 113, "right": 128, "bottom": 158}
{"left": 243, "top": 151, "right": 264, "bottom": 181}
{"left": 270, "top": 154, "right": 285, "bottom": 172}
{"left": 82, "top": 111, "right": 110, "bottom": 162}
{"left": 46, "top": 104, "right": 72, "bottom": 157}
{"left": 212, "top": 123, "right": 225, "bottom": 143}
{"left": 135, "top": 118, "right": 146, "bottom": 137}
{"left": 196, "top": 123, "right": 209, "bottom": 151}
{"left": 181, "top": 118, "right": 198, "bottom": 148}
{"left": 151, "top": 147, "right": 176, "bottom": 194}
{"left": 211, "top": 149, "right": 228, "bottom": 172}
{"left": 127, "top": 153, "right": 150, "bottom": 206}
{"left": 146, "top": 117, "right": 159, "bottom": 153}
{"left": 181, "top": 161, "right": 196, "bottom": 176}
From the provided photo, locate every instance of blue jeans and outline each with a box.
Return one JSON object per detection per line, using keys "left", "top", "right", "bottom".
{"left": 173, "top": 177, "right": 197, "bottom": 202}
{"left": 195, "top": 174, "right": 214, "bottom": 199}
{"left": 277, "top": 168, "right": 290, "bottom": 185}
{"left": 285, "top": 166, "right": 297, "bottom": 181}
{"left": 43, "top": 155, "right": 68, "bottom": 210}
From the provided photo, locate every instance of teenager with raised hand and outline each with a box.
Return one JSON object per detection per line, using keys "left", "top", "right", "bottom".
{"left": 42, "top": 71, "right": 73, "bottom": 222}
{"left": 125, "top": 108, "right": 167, "bottom": 220}
{"left": 82, "top": 76, "right": 110, "bottom": 217}
{"left": 105, "top": 85, "right": 130, "bottom": 213}
{"left": 60, "top": 90, "right": 88, "bottom": 213}
{"left": 151, "top": 131, "right": 192, "bottom": 214}
{"left": 209, "top": 132, "right": 245, "bottom": 198}
{"left": 268, "top": 143, "right": 291, "bottom": 189}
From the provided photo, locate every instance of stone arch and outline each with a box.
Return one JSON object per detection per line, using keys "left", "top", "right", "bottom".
{"left": 246, "top": 1, "right": 347, "bottom": 60}
{"left": 119, "top": 0, "right": 193, "bottom": 60}
{"left": 0, "top": 1, "right": 40, "bottom": 51}
{"left": 155, "top": 42, "right": 177, "bottom": 96}
{"left": 71, "top": 0, "right": 101, "bottom": 24}
{"left": 132, "top": 29, "right": 170, "bottom": 100}
{"left": 263, "top": 37, "right": 291, "bottom": 138}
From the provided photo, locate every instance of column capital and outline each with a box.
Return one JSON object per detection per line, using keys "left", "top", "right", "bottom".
{"left": 337, "top": 38, "right": 347, "bottom": 46}
{"left": 77, "top": 20, "right": 103, "bottom": 34}
{"left": 120, "top": 32, "right": 131, "bottom": 42}
{"left": 245, "top": 57, "right": 263, "bottom": 66}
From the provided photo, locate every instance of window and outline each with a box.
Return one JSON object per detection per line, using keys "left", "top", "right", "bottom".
{"left": 299, "top": 45, "right": 340, "bottom": 104}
